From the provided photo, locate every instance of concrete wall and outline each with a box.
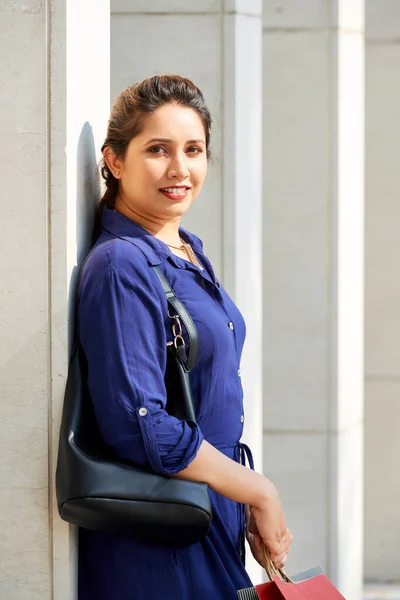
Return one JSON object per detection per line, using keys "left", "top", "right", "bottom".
{"left": 0, "top": 1, "right": 110, "bottom": 598}
{"left": 0, "top": 3, "right": 50, "bottom": 598}
{"left": 365, "top": 0, "right": 400, "bottom": 583}
{"left": 262, "top": 2, "right": 364, "bottom": 597}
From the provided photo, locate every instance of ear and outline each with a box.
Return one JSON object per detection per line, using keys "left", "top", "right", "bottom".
{"left": 103, "top": 146, "right": 122, "bottom": 178}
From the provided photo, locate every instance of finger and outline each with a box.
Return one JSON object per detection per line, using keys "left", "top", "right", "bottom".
{"left": 275, "top": 554, "right": 288, "bottom": 569}
{"left": 275, "top": 530, "right": 292, "bottom": 551}
{"left": 264, "top": 539, "right": 281, "bottom": 559}
{"left": 273, "top": 553, "right": 288, "bottom": 569}
{"left": 278, "top": 535, "right": 293, "bottom": 555}
{"left": 277, "top": 529, "right": 290, "bottom": 543}
{"left": 281, "top": 529, "right": 293, "bottom": 543}
{"left": 249, "top": 538, "right": 263, "bottom": 562}
{"left": 267, "top": 540, "right": 290, "bottom": 565}
{"left": 253, "top": 532, "right": 262, "bottom": 553}
{"left": 248, "top": 515, "right": 258, "bottom": 535}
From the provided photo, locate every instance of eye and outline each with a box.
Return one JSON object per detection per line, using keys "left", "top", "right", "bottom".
{"left": 186, "top": 147, "right": 203, "bottom": 154}
{"left": 148, "top": 146, "right": 166, "bottom": 154}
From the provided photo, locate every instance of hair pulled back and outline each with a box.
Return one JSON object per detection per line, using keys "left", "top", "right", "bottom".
{"left": 92, "top": 74, "right": 212, "bottom": 243}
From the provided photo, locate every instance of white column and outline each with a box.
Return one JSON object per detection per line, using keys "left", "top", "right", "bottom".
{"left": 365, "top": 0, "right": 400, "bottom": 584}
{"left": 262, "top": 2, "right": 364, "bottom": 598}
{"left": 50, "top": 1, "right": 110, "bottom": 598}
{"left": 222, "top": 0, "right": 263, "bottom": 583}
{"left": 111, "top": 0, "right": 263, "bottom": 582}
{"left": 0, "top": 1, "right": 110, "bottom": 598}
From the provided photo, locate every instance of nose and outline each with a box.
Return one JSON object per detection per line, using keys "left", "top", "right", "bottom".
{"left": 167, "top": 152, "right": 189, "bottom": 180}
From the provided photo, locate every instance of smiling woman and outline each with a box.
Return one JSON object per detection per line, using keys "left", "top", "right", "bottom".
{"left": 104, "top": 102, "right": 208, "bottom": 229}
{"left": 93, "top": 75, "right": 211, "bottom": 243}
{"left": 76, "top": 75, "right": 292, "bottom": 600}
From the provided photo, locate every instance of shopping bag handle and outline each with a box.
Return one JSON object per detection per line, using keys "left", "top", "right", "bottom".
{"left": 261, "top": 544, "right": 294, "bottom": 584}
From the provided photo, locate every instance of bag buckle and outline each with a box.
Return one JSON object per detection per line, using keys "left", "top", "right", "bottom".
{"left": 168, "top": 310, "right": 186, "bottom": 349}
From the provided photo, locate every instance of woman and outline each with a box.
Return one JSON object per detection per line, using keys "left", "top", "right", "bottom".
{"left": 78, "top": 74, "right": 293, "bottom": 599}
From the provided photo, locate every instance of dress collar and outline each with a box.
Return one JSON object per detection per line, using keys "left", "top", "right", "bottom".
{"left": 101, "top": 206, "right": 204, "bottom": 267}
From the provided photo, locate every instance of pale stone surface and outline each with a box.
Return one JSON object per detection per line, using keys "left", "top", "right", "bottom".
{"left": 263, "top": 432, "right": 328, "bottom": 575}
{"left": 364, "top": 4, "right": 400, "bottom": 581}
{"left": 334, "top": 0, "right": 365, "bottom": 31}
{"left": 49, "top": 1, "right": 110, "bottom": 598}
{"left": 364, "top": 381, "right": 400, "bottom": 581}
{"left": 263, "top": 31, "right": 329, "bottom": 433}
{"left": 262, "top": 0, "right": 364, "bottom": 30}
{"left": 365, "top": 43, "right": 400, "bottom": 378}
{"left": 222, "top": 15, "right": 263, "bottom": 583}
{"left": 366, "top": 0, "right": 400, "bottom": 41}
{"left": 364, "top": 586, "right": 400, "bottom": 599}
{"left": 0, "top": 2, "right": 50, "bottom": 598}
{"left": 263, "top": 4, "right": 364, "bottom": 599}
{"left": 330, "top": 423, "right": 364, "bottom": 599}
{"left": 111, "top": 0, "right": 221, "bottom": 13}
{"left": 111, "top": 12, "right": 223, "bottom": 275}
{"left": 263, "top": 0, "right": 330, "bottom": 29}
{"left": 335, "top": 30, "right": 365, "bottom": 433}
{"left": 223, "top": 0, "right": 262, "bottom": 16}
{"left": 112, "top": 0, "right": 262, "bottom": 15}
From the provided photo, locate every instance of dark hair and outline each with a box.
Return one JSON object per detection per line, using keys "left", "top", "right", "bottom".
{"left": 92, "top": 74, "right": 212, "bottom": 243}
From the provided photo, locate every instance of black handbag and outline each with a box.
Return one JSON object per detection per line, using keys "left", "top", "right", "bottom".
{"left": 55, "top": 247, "right": 212, "bottom": 546}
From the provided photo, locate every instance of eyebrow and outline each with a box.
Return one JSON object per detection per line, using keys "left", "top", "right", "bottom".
{"left": 144, "top": 138, "right": 206, "bottom": 145}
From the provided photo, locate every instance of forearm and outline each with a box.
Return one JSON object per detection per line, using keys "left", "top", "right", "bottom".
{"left": 172, "top": 440, "right": 277, "bottom": 509}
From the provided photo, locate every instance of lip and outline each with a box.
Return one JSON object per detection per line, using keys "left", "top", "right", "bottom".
{"left": 159, "top": 186, "right": 191, "bottom": 201}
{"left": 159, "top": 186, "right": 191, "bottom": 190}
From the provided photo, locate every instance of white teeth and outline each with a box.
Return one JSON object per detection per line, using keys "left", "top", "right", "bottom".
{"left": 162, "top": 187, "right": 188, "bottom": 194}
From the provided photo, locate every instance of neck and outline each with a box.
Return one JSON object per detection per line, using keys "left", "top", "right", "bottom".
{"left": 115, "top": 194, "right": 182, "bottom": 246}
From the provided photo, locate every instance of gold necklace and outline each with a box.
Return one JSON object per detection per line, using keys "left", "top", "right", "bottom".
{"left": 166, "top": 239, "right": 204, "bottom": 271}
{"left": 113, "top": 202, "right": 203, "bottom": 271}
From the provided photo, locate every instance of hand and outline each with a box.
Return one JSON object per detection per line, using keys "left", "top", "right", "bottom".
{"left": 248, "top": 487, "right": 293, "bottom": 569}
{"left": 245, "top": 505, "right": 264, "bottom": 566}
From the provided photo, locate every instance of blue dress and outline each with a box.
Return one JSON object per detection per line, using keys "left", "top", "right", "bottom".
{"left": 77, "top": 207, "right": 254, "bottom": 599}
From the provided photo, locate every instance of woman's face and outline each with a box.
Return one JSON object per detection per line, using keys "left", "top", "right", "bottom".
{"left": 108, "top": 103, "right": 208, "bottom": 222}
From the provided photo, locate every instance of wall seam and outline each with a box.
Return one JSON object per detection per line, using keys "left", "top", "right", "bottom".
{"left": 326, "top": 8, "right": 334, "bottom": 581}
{"left": 262, "top": 27, "right": 362, "bottom": 34}
{"left": 45, "top": 0, "right": 54, "bottom": 596}
{"left": 366, "top": 375, "right": 400, "bottom": 381}
{"left": 111, "top": 11, "right": 259, "bottom": 17}
{"left": 366, "top": 38, "right": 400, "bottom": 45}
{"left": 220, "top": 8, "right": 225, "bottom": 286}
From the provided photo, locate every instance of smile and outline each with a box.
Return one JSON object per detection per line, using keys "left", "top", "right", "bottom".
{"left": 159, "top": 187, "right": 191, "bottom": 199}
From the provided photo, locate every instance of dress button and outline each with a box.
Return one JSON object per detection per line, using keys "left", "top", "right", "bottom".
{"left": 216, "top": 281, "right": 220, "bottom": 288}
{"left": 139, "top": 407, "right": 148, "bottom": 417}
{"left": 240, "top": 415, "right": 244, "bottom": 423}
{"left": 237, "top": 369, "right": 242, "bottom": 377}
{"left": 228, "top": 321, "right": 234, "bottom": 330}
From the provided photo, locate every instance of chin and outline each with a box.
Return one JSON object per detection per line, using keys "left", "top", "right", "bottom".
{"left": 163, "top": 198, "right": 193, "bottom": 217}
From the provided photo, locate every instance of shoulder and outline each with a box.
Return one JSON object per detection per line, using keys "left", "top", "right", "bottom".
{"left": 79, "top": 238, "right": 162, "bottom": 299}
{"left": 83, "top": 237, "right": 147, "bottom": 273}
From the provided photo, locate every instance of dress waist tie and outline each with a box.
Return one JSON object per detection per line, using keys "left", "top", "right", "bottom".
{"left": 214, "top": 441, "right": 255, "bottom": 565}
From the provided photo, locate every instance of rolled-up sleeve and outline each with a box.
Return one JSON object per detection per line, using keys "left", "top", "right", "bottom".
{"left": 78, "top": 249, "right": 204, "bottom": 476}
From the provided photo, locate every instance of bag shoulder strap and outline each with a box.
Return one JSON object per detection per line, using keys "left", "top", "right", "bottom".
{"left": 152, "top": 266, "right": 199, "bottom": 372}
{"left": 77, "top": 240, "right": 199, "bottom": 372}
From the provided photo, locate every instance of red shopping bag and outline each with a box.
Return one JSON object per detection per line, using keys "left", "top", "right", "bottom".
{"left": 238, "top": 546, "right": 346, "bottom": 600}
{"left": 254, "top": 573, "right": 346, "bottom": 599}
